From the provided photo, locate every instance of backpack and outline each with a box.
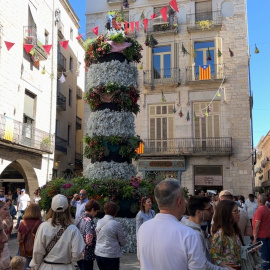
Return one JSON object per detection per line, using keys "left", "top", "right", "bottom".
{"left": 19, "top": 220, "right": 40, "bottom": 257}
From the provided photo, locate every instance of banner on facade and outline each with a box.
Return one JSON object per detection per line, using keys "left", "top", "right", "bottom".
{"left": 3, "top": 117, "right": 14, "bottom": 142}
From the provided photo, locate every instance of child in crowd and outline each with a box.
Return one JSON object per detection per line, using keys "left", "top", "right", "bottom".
{"left": 10, "top": 256, "right": 27, "bottom": 270}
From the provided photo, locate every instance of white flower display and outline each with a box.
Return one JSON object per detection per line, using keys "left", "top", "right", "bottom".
{"left": 87, "top": 60, "right": 138, "bottom": 89}
{"left": 85, "top": 161, "right": 137, "bottom": 180}
{"left": 86, "top": 109, "right": 135, "bottom": 137}
{"left": 106, "top": 29, "right": 126, "bottom": 38}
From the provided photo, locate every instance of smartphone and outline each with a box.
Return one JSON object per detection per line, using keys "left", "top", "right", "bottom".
{"left": 246, "top": 241, "right": 263, "bottom": 253}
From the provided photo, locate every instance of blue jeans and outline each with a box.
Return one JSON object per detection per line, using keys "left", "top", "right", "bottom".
{"left": 77, "top": 259, "right": 94, "bottom": 270}
{"left": 257, "top": 237, "right": 270, "bottom": 269}
{"left": 23, "top": 257, "right": 32, "bottom": 270}
{"left": 17, "top": 210, "right": 25, "bottom": 227}
{"left": 96, "top": 256, "right": 119, "bottom": 270}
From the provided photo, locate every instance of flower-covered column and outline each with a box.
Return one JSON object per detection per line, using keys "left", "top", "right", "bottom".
{"left": 84, "top": 29, "right": 143, "bottom": 181}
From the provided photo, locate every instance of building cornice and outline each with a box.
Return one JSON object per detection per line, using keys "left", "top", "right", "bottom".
{"left": 60, "top": 0, "right": 80, "bottom": 29}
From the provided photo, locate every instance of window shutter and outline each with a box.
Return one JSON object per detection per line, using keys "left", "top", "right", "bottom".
{"left": 207, "top": 115, "right": 213, "bottom": 137}
{"left": 195, "top": 1, "right": 212, "bottom": 13}
{"left": 174, "top": 43, "right": 179, "bottom": 68}
{"left": 24, "top": 92, "right": 35, "bottom": 119}
{"left": 162, "top": 106, "right": 167, "bottom": 114}
{"left": 150, "top": 106, "right": 155, "bottom": 115}
{"left": 156, "top": 106, "right": 161, "bottom": 114}
{"left": 168, "top": 117, "right": 174, "bottom": 139}
{"left": 168, "top": 105, "right": 174, "bottom": 114}
{"left": 156, "top": 118, "right": 161, "bottom": 139}
{"left": 212, "top": 101, "right": 220, "bottom": 113}
{"left": 214, "top": 115, "right": 220, "bottom": 137}
{"left": 150, "top": 118, "right": 155, "bottom": 139}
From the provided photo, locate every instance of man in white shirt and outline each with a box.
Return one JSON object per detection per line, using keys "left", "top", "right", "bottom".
{"left": 137, "top": 178, "right": 207, "bottom": 270}
{"left": 16, "top": 189, "right": 30, "bottom": 228}
{"left": 70, "top": 189, "right": 89, "bottom": 221}
{"left": 244, "top": 194, "right": 258, "bottom": 226}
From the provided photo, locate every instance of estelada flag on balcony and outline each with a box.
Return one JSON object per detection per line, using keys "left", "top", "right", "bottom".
{"left": 169, "top": 0, "right": 179, "bottom": 12}
{"left": 199, "top": 65, "right": 211, "bottom": 80}
{"left": 3, "top": 117, "right": 14, "bottom": 142}
{"left": 59, "top": 40, "right": 69, "bottom": 50}
{"left": 136, "top": 142, "right": 144, "bottom": 154}
{"left": 23, "top": 44, "right": 34, "bottom": 54}
{"left": 42, "top": 44, "right": 52, "bottom": 54}
{"left": 160, "top": 6, "right": 168, "bottom": 23}
{"left": 4, "top": 41, "right": 15, "bottom": 51}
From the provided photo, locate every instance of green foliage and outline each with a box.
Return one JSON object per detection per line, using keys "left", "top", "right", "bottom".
{"left": 84, "top": 135, "right": 141, "bottom": 161}
{"left": 122, "top": 38, "right": 143, "bottom": 63}
{"left": 116, "top": 6, "right": 125, "bottom": 23}
{"left": 110, "top": 33, "right": 125, "bottom": 44}
{"left": 84, "top": 84, "right": 140, "bottom": 115}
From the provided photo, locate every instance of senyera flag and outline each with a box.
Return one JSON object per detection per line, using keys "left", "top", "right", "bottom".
{"left": 135, "top": 142, "right": 144, "bottom": 154}
{"left": 199, "top": 65, "right": 211, "bottom": 80}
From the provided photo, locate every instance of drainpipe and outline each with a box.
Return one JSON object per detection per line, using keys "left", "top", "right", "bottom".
{"left": 46, "top": 0, "right": 55, "bottom": 183}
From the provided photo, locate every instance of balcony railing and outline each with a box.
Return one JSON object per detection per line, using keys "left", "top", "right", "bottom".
{"left": 185, "top": 64, "right": 224, "bottom": 82}
{"left": 76, "top": 116, "right": 82, "bottom": 130}
{"left": 75, "top": 152, "right": 83, "bottom": 165}
{"left": 55, "top": 136, "right": 67, "bottom": 153}
{"left": 186, "top": 11, "right": 222, "bottom": 31}
{"left": 57, "top": 91, "right": 66, "bottom": 111}
{"left": 144, "top": 68, "right": 180, "bottom": 85}
{"left": 148, "top": 15, "right": 178, "bottom": 34}
{"left": 141, "top": 137, "right": 232, "bottom": 156}
{"left": 57, "top": 52, "right": 66, "bottom": 72}
{"left": 0, "top": 114, "right": 54, "bottom": 153}
{"left": 76, "top": 86, "right": 83, "bottom": 100}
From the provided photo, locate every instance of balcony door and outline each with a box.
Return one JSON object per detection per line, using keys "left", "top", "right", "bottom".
{"left": 195, "top": 1, "right": 212, "bottom": 21}
{"left": 149, "top": 104, "right": 174, "bottom": 153}
{"left": 153, "top": 46, "right": 171, "bottom": 80}
{"left": 193, "top": 101, "right": 220, "bottom": 152}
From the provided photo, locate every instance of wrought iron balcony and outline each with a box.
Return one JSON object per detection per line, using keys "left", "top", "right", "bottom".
{"left": 57, "top": 91, "right": 66, "bottom": 111}
{"left": 185, "top": 64, "right": 224, "bottom": 83}
{"left": 107, "top": 0, "right": 135, "bottom": 3}
{"left": 57, "top": 52, "right": 66, "bottom": 72}
{"left": 148, "top": 16, "right": 178, "bottom": 34}
{"left": 141, "top": 137, "right": 232, "bottom": 156}
{"left": 55, "top": 136, "right": 67, "bottom": 153}
{"left": 76, "top": 116, "right": 82, "bottom": 130}
{"left": 186, "top": 10, "right": 222, "bottom": 32}
{"left": 143, "top": 68, "right": 180, "bottom": 86}
{"left": 0, "top": 114, "right": 54, "bottom": 154}
{"left": 76, "top": 86, "right": 83, "bottom": 100}
{"left": 57, "top": 20, "right": 64, "bottom": 39}
{"left": 75, "top": 152, "right": 83, "bottom": 165}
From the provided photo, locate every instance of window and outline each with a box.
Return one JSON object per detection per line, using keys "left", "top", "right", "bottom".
{"left": 193, "top": 101, "right": 220, "bottom": 138}
{"left": 149, "top": 104, "right": 174, "bottom": 150}
{"left": 23, "top": 91, "right": 36, "bottom": 145}
{"left": 69, "top": 56, "right": 73, "bottom": 72}
{"left": 69, "top": 89, "right": 72, "bottom": 106}
{"left": 56, "top": 120, "right": 60, "bottom": 136}
{"left": 70, "top": 28, "right": 73, "bottom": 40}
{"left": 195, "top": 1, "right": 212, "bottom": 21}
{"left": 45, "top": 31, "right": 49, "bottom": 45}
{"left": 67, "top": 124, "right": 71, "bottom": 146}
{"left": 153, "top": 46, "right": 171, "bottom": 79}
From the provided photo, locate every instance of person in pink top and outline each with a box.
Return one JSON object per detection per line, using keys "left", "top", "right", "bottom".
{"left": 252, "top": 194, "right": 270, "bottom": 269}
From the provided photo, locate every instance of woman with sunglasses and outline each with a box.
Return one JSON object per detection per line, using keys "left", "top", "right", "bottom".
{"left": 136, "top": 196, "right": 155, "bottom": 234}
{"left": 210, "top": 200, "right": 242, "bottom": 270}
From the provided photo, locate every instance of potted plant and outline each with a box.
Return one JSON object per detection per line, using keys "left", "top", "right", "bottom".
{"left": 40, "top": 137, "right": 51, "bottom": 151}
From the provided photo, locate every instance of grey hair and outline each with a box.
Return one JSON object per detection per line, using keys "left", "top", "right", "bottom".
{"left": 154, "top": 178, "right": 183, "bottom": 208}
{"left": 259, "top": 194, "right": 267, "bottom": 205}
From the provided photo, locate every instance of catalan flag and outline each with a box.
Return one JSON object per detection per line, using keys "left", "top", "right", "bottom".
{"left": 135, "top": 142, "right": 144, "bottom": 154}
{"left": 199, "top": 65, "right": 211, "bottom": 80}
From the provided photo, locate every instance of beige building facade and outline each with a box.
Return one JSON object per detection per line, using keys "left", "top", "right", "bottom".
{"left": 86, "top": 0, "right": 253, "bottom": 196}
{"left": 0, "top": 0, "right": 85, "bottom": 196}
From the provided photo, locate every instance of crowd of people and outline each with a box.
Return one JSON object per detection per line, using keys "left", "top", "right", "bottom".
{"left": 0, "top": 182, "right": 270, "bottom": 270}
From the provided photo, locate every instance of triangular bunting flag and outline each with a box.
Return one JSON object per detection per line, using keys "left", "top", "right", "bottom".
{"left": 160, "top": 6, "right": 168, "bottom": 23}
{"left": 41, "top": 66, "right": 46, "bottom": 75}
{"left": 59, "top": 72, "right": 66, "bottom": 83}
{"left": 59, "top": 40, "right": 69, "bottom": 50}
{"left": 4, "top": 41, "right": 15, "bottom": 51}
{"left": 130, "top": 22, "right": 134, "bottom": 33}
{"left": 125, "top": 21, "right": 128, "bottom": 30}
{"left": 151, "top": 14, "right": 157, "bottom": 20}
{"left": 254, "top": 44, "right": 259, "bottom": 54}
{"left": 76, "top": 33, "right": 85, "bottom": 40}
{"left": 135, "top": 21, "right": 139, "bottom": 32}
{"left": 23, "top": 44, "right": 34, "bottom": 54}
{"left": 229, "top": 48, "right": 234, "bottom": 57}
{"left": 143, "top": 18, "right": 148, "bottom": 32}
{"left": 92, "top": 26, "right": 99, "bottom": 36}
{"left": 42, "top": 44, "right": 52, "bottom": 54}
{"left": 169, "top": 0, "right": 179, "bottom": 12}
{"left": 29, "top": 48, "right": 35, "bottom": 56}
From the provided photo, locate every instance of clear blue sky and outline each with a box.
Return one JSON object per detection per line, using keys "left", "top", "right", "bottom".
{"left": 69, "top": 0, "right": 270, "bottom": 148}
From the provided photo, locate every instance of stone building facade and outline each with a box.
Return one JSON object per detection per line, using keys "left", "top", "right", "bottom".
{"left": 85, "top": 0, "right": 253, "bottom": 196}
{"left": 0, "top": 0, "right": 85, "bottom": 196}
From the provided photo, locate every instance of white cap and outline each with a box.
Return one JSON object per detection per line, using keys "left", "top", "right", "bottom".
{"left": 51, "top": 194, "right": 68, "bottom": 212}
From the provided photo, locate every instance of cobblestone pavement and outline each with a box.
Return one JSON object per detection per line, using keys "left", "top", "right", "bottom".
{"left": 8, "top": 233, "right": 140, "bottom": 270}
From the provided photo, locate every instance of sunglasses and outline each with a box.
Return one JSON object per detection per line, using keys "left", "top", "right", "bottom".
{"left": 79, "top": 193, "right": 86, "bottom": 196}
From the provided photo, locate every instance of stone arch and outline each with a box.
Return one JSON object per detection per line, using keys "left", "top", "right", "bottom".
{"left": 7, "top": 159, "right": 39, "bottom": 198}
